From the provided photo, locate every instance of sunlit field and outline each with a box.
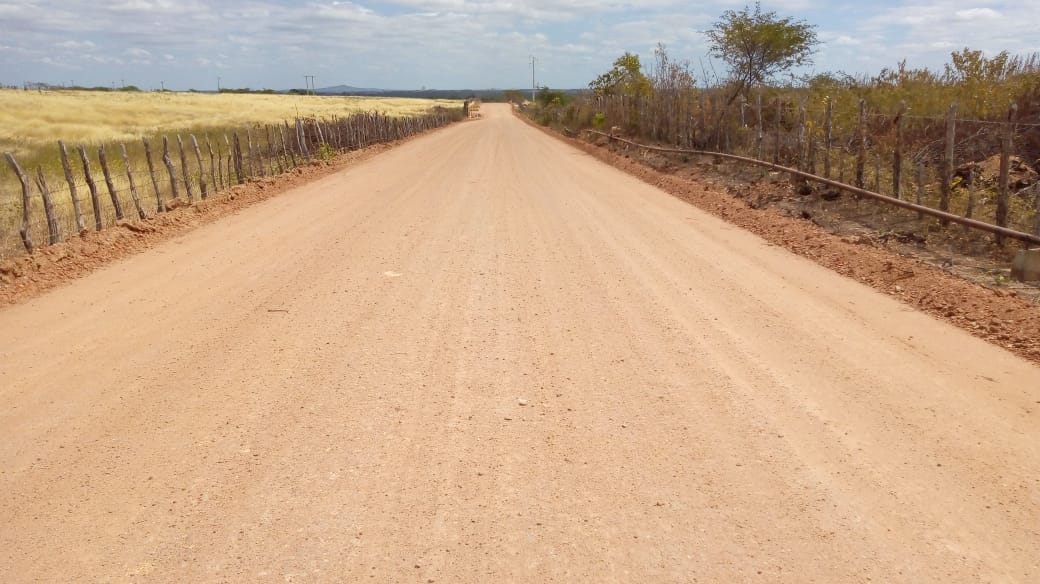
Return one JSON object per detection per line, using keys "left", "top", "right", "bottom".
{"left": 0, "top": 89, "right": 461, "bottom": 257}
{"left": 0, "top": 89, "right": 459, "bottom": 158}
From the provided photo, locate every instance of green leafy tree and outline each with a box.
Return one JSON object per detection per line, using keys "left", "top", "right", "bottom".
{"left": 536, "top": 86, "right": 570, "bottom": 107}
{"left": 589, "top": 52, "right": 650, "bottom": 97}
{"left": 706, "top": 2, "right": 819, "bottom": 105}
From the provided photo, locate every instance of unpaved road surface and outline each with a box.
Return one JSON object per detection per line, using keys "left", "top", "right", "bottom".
{"left": 2, "top": 105, "right": 1039, "bottom": 583}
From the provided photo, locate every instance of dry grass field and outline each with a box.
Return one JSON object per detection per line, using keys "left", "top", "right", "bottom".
{"left": 0, "top": 90, "right": 460, "bottom": 256}
{"left": 0, "top": 89, "right": 459, "bottom": 160}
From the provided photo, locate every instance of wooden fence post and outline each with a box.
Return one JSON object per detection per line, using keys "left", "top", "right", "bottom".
{"left": 224, "top": 134, "right": 233, "bottom": 186}
{"left": 97, "top": 145, "right": 125, "bottom": 220}
{"left": 274, "top": 125, "right": 285, "bottom": 172}
{"left": 874, "top": 154, "right": 881, "bottom": 194}
{"left": 939, "top": 102, "right": 957, "bottom": 223}
{"left": 142, "top": 138, "right": 164, "bottom": 213}
{"left": 797, "top": 99, "right": 806, "bottom": 171}
{"left": 965, "top": 167, "right": 976, "bottom": 227}
{"left": 774, "top": 98, "right": 782, "bottom": 164}
{"left": 58, "top": 140, "right": 86, "bottom": 233}
{"left": 855, "top": 99, "right": 866, "bottom": 189}
{"left": 1034, "top": 183, "right": 1040, "bottom": 236}
{"left": 893, "top": 101, "right": 905, "bottom": 199}
{"left": 296, "top": 118, "right": 310, "bottom": 161}
{"left": 161, "top": 136, "right": 181, "bottom": 202}
{"left": 915, "top": 162, "right": 925, "bottom": 220}
{"left": 755, "top": 94, "right": 763, "bottom": 161}
{"left": 76, "top": 145, "right": 103, "bottom": 231}
{"left": 824, "top": 96, "right": 833, "bottom": 179}
{"left": 205, "top": 135, "right": 218, "bottom": 194}
{"left": 119, "top": 143, "right": 147, "bottom": 219}
{"left": 176, "top": 135, "right": 194, "bottom": 201}
{"left": 281, "top": 122, "right": 295, "bottom": 166}
{"left": 995, "top": 103, "right": 1017, "bottom": 242}
{"left": 245, "top": 128, "right": 258, "bottom": 177}
{"left": 190, "top": 135, "right": 207, "bottom": 199}
{"left": 315, "top": 120, "right": 326, "bottom": 149}
{"left": 807, "top": 131, "right": 817, "bottom": 175}
{"left": 265, "top": 126, "right": 279, "bottom": 172}
{"left": 232, "top": 132, "right": 245, "bottom": 184}
{"left": 33, "top": 166, "right": 60, "bottom": 245}
{"left": 3, "top": 153, "right": 33, "bottom": 251}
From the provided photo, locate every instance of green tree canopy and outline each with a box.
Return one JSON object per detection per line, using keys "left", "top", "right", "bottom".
{"left": 706, "top": 2, "right": 818, "bottom": 101}
{"left": 589, "top": 52, "right": 650, "bottom": 97}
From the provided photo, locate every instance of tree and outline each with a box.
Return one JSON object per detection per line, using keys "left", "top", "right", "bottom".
{"left": 706, "top": 2, "right": 818, "bottom": 104}
{"left": 502, "top": 89, "right": 526, "bottom": 103}
{"left": 589, "top": 52, "right": 650, "bottom": 97}
{"left": 536, "top": 86, "right": 569, "bottom": 107}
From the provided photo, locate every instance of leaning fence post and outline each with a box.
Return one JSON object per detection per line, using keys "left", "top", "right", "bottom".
{"left": 223, "top": 134, "right": 234, "bottom": 186}
{"left": 232, "top": 133, "right": 245, "bottom": 184}
{"left": 176, "top": 135, "right": 194, "bottom": 202}
{"left": 190, "top": 135, "right": 208, "bottom": 199}
{"left": 161, "top": 136, "right": 181, "bottom": 202}
{"left": 3, "top": 152, "right": 34, "bottom": 251}
{"left": 277, "top": 124, "right": 290, "bottom": 171}
{"left": 142, "top": 138, "right": 164, "bottom": 213}
{"left": 995, "top": 102, "right": 1017, "bottom": 243}
{"left": 205, "top": 135, "right": 218, "bottom": 194}
{"left": 58, "top": 140, "right": 86, "bottom": 232}
{"left": 33, "top": 166, "right": 60, "bottom": 245}
{"left": 97, "top": 145, "right": 125, "bottom": 221}
{"left": 119, "top": 143, "right": 147, "bottom": 219}
{"left": 76, "top": 145, "right": 103, "bottom": 231}
{"left": 296, "top": 118, "right": 310, "bottom": 161}
{"left": 893, "top": 101, "right": 905, "bottom": 199}
{"left": 939, "top": 102, "right": 957, "bottom": 223}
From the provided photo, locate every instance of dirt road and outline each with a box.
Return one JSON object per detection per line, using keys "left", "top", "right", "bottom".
{"left": 2, "top": 104, "right": 1038, "bottom": 583}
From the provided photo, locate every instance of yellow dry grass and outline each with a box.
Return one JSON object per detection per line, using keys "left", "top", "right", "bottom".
{"left": 0, "top": 89, "right": 458, "bottom": 157}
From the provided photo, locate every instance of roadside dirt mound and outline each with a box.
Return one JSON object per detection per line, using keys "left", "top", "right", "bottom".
{"left": 956, "top": 155, "right": 1038, "bottom": 190}
{"left": 0, "top": 144, "right": 399, "bottom": 305}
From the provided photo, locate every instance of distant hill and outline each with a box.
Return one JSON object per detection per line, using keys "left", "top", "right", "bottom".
{"left": 309, "top": 86, "right": 583, "bottom": 102}
{"left": 315, "top": 85, "right": 384, "bottom": 95}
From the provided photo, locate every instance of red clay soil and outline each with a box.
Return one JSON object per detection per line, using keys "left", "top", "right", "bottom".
{"left": 0, "top": 141, "right": 406, "bottom": 306}
{"left": 529, "top": 119, "right": 1040, "bottom": 364}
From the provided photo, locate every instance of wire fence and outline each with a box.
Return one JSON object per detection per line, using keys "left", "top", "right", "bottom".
{"left": 1, "top": 108, "right": 463, "bottom": 259}
{"left": 567, "top": 93, "right": 1040, "bottom": 242}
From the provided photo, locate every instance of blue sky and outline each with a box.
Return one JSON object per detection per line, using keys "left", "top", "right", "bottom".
{"left": 1, "top": 1, "right": 1037, "bottom": 91}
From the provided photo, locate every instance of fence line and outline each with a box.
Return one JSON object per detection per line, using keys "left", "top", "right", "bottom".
{"left": 571, "top": 93, "right": 1040, "bottom": 243}
{"left": 1, "top": 108, "right": 461, "bottom": 257}
{"left": 584, "top": 129, "right": 1040, "bottom": 247}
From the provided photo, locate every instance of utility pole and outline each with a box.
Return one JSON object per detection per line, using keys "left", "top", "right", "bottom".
{"left": 304, "top": 75, "right": 316, "bottom": 95}
{"left": 217, "top": 76, "right": 221, "bottom": 92}
{"left": 529, "top": 55, "right": 538, "bottom": 102}
{"left": 160, "top": 80, "right": 165, "bottom": 91}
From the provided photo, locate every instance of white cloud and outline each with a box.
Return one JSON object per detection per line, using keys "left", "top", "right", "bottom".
{"left": 1, "top": 0, "right": 1038, "bottom": 90}
{"left": 56, "top": 40, "right": 97, "bottom": 50}
{"left": 954, "top": 7, "right": 1001, "bottom": 19}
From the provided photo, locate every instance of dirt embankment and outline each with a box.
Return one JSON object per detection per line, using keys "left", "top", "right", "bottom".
{"left": 0, "top": 140, "right": 412, "bottom": 306}
{"left": 524, "top": 117, "right": 1040, "bottom": 364}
